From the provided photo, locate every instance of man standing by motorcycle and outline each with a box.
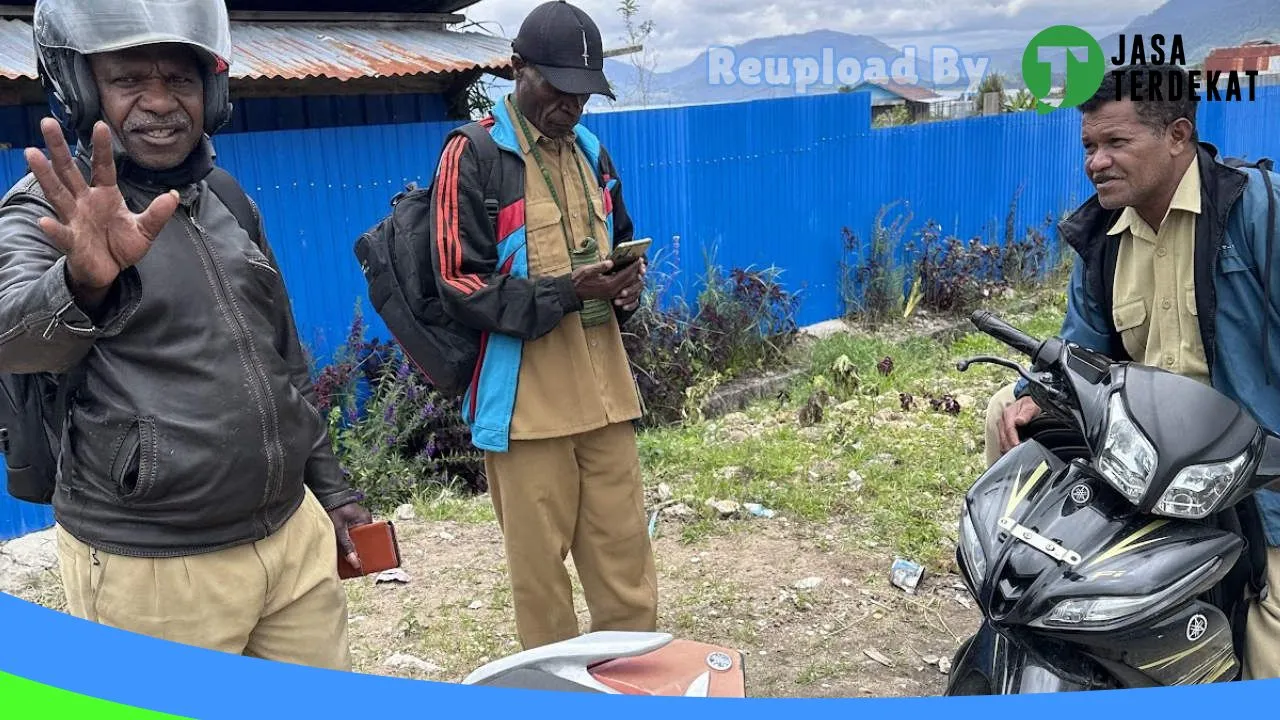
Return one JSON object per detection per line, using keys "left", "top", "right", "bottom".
{"left": 0, "top": 0, "right": 370, "bottom": 667}
{"left": 983, "top": 64, "right": 1280, "bottom": 679}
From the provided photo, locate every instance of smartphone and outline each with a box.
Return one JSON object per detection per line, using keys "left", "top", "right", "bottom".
{"left": 607, "top": 238, "right": 652, "bottom": 272}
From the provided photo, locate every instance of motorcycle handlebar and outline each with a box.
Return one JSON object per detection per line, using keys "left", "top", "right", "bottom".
{"left": 971, "top": 311, "right": 1041, "bottom": 359}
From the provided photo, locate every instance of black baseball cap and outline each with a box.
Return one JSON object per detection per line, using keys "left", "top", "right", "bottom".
{"left": 512, "top": 1, "right": 616, "bottom": 100}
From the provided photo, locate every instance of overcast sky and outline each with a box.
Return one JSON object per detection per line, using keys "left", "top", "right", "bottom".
{"left": 462, "top": 0, "right": 1165, "bottom": 71}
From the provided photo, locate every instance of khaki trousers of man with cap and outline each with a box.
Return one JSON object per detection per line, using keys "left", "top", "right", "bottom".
{"left": 484, "top": 96, "right": 658, "bottom": 651}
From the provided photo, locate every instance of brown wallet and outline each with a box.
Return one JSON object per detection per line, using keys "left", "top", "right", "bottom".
{"left": 338, "top": 520, "right": 402, "bottom": 579}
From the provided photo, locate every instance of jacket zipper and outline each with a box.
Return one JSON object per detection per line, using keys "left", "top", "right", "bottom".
{"left": 182, "top": 211, "right": 285, "bottom": 538}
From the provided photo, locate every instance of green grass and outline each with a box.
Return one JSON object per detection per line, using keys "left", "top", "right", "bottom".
{"left": 637, "top": 289, "right": 1069, "bottom": 569}
{"left": 409, "top": 287, "right": 1071, "bottom": 569}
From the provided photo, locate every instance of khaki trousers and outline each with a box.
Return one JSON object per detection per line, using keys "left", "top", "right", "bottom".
{"left": 982, "top": 381, "right": 1020, "bottom": 468}
{"left": 485, "top": 420, "right": 659, "bottom": 650}
{"left": 56, "top": 486, "right": 351, "bottom": 671}
{"left": 981, "top": 383, "right": 1280, "bottom": 679}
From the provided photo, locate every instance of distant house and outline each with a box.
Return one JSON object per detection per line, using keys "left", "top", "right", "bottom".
{"left": 0, "top": 0, "right": 513, "bottom": 147}
{"left": 1204, "top": 40, "right": 1280, "bottom": 75}
{"left": 842, "top": 78, "right": 942, "bottom": 123}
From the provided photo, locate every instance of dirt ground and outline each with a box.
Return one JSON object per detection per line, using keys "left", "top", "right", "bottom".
{"left": 3, "top": 506, "right": 980, "bottom": 698}
{"left": 339, "top": 505, "right": 982, "bottom": 698}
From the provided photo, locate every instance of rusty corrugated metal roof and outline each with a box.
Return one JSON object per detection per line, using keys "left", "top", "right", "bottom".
{"left": 0, "top": 18, "right": 513, "bottom": 81}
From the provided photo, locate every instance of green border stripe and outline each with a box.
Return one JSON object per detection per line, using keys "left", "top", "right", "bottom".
{"left": 0, "top": 671, "right": 191, "bottom": 719}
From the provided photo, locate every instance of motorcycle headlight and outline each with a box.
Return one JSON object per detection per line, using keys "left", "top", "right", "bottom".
{"left": 959, "top": 507, "right": 987, "bottom": 581}
{"left": 1153, "top": 452, "right": 1250, "bottom": 520}
{"left": 1095, "top": 393, "right": 1157, "bottom": 504}
{"left": 1036, "top": 558, "right": 1219, "bottom": 628}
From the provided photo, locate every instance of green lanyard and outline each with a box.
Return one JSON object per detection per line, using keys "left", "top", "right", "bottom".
{"left": 514, "top": 108, "right": 600, "bottom": 253}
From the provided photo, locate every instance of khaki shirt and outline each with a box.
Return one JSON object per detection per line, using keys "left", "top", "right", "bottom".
{"left": 505, "top": 97, "right": 643, "bottom": 439}
{"left": 1109, "top": 155, "right": 1210, "bottom": 384}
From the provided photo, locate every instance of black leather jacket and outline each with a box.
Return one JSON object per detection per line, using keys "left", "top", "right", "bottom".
{"left": 0, "top": 139, "right": 359, "bottom": 558}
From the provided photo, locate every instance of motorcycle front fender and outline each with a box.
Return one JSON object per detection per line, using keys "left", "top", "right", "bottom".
{"left": 946, "top": 621, "right": 1109, "bottom": 695}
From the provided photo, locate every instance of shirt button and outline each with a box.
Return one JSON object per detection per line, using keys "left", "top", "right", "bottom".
{"left": 1162, "top": 298, "right": 1172, "bottom": 310}
{"left": 1165, "top": 354, "right": 1175, "bottom": 367}
{"left": 1157, "top": 247, "right": 1168, "bottom": 257}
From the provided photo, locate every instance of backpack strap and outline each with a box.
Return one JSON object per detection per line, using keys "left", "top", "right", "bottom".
{"left": 452, "top": 122, "right": 502, "bottom": 233}
{"left": 204, "top": 166, "right": 264, "bottom": 250}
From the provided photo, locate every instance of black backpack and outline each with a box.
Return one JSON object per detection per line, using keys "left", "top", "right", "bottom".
{"left": 0, "top": 166, "right": 264, "bottom": 505}
{"left": 354, "top": 122, "right": 502, "bottom": 397}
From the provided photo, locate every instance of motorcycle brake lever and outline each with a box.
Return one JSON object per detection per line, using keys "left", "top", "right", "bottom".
{"left": 957, "top": 356, "right": 1070, "bottom": 405}
{"left": 956, "top": 355, "right": 1038, "bottom": 383}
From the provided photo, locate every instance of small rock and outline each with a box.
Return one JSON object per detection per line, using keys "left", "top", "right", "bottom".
{"left": 394, "top": 504, "right": 417, "bottom": 522}
{"left": 467, "top": 600, "right": 484, "bottom": 610}
{"left": 922, "top": 654, "right": 940, "bottom": 666}
{"left": 798, "top": 427, "right": 826, "bottom": 442}
{"left": 956, "top": 394, "right": 976, "bottom": 410}
{"left": 835, "top": 400, "right": 860, "bottom": 413}
{"left": 841, "top": 578, "right": 853, "bottom": 587}
{"left": 793, "top": 576, "right": 824, "bottom": 591}
{"left": 662, "top": 503, "right": 696, "bottom": 519}
{"left": 725, "top": 430, "right": 750, "bottom": 443}
{"left": 657, "top": 483, "right": 673, "bottom": 502}
{"left": 873, "top": 409, "right": 905, "bottom": 423}
{"left": 939, "top": 657, "right": 953, "bottom": 675}
{"left": 383, "top": 653, "right": 443, "bottom": 674}
{"left": 706, "top": 499, "right": 741, "bottom": 518}
{"left": 954, "top": 593, "right": 974, "bottom": 610}
{"left": 722, "top": 412, "right": 750, "bottom": 426}
{"left": 847, "top": 470, "right": 865, "bottom": 492}
{"left": 437, "top": 531, "right": 456, "bottom": 542}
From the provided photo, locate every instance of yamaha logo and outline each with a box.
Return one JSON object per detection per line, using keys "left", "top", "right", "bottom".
{"left": 706, "top": 652, "right": 733, "bottom": 672}
{"left": 1187, "top": 614, "right": 1208, "bottom": 642}
{"left": 1069, "top": 483, "right": 1093, "bottom": 505}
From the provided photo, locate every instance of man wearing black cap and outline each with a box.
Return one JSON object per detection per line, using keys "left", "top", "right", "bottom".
{"left": 426, "top": 0, "right": 657, "bottom": 650}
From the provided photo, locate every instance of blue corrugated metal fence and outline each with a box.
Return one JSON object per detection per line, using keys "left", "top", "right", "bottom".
{"left": 2, "top": 87, "right": 1278, "bottom": 540}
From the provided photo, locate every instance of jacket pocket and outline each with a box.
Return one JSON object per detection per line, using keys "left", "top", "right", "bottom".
{"left": 109, "top": 417, "right": 158, "bottom": 502}
{"left": 524, "top": 199, "right": 571, "bottom": 275}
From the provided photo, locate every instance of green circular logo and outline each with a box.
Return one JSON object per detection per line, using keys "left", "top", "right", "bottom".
{"left": 1022, "top": 25, "right": 1106, "bottom": 113}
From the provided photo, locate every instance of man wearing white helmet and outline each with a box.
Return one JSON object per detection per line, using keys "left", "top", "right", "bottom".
{"left": 0, "top": 0, "right": 369, "bottom": 669}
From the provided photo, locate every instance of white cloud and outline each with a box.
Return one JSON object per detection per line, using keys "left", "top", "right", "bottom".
{"left": 459, "top": 0, "right": 1164, "bottom": 72}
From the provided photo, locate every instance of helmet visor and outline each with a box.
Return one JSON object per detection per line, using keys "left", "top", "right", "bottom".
{"left": 34, "top": 0, "right": 232, "bottom": 65}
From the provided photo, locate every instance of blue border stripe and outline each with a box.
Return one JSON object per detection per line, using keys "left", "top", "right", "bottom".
{"left": 0, "top": 592, "right": 1276, "bottom": 718}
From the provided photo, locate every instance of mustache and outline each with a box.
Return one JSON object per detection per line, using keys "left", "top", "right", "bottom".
{"left": 1092, "top": 174, "right": 1122, "bottom": 184}
{"left": 123, "top": 113, "right": 192, "bottom": 132}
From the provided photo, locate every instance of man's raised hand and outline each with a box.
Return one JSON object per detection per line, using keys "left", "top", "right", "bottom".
{"left": 24, "top": 119, "right": 178, "bottom": 299}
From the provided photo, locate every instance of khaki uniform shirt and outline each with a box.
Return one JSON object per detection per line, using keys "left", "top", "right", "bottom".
{"left": 505, "top": 97, "right": 644, "bottom": 439}
{"left": 1109, "top": 155, "right": 1210, "bottom": 384}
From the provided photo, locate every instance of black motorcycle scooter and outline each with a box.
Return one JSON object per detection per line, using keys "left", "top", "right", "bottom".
{"left": 944, "top": 311, "right": 1279, "bottom": 694}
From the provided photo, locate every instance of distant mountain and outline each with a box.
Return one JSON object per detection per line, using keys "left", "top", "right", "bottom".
{"left": 1096, "top": 0, "right": 1280, "bottom": 67}
{"left": 594, "top": 29, "right": 957, "bottom": 109}
{"left": 978, "top": 0, "right": 1280, "bottom": 86}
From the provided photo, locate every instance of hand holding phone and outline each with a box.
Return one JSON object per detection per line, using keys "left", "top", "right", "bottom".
{"left": 606, "top": 238, "right": 652, "bottom": 274}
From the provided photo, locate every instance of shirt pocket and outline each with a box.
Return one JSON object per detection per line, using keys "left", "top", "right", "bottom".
{"left": 524, "top": 198, "right": 571, "bottom": 275}
{"left": 1112, "top": 296, "right": 1149, "bottom": 358}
